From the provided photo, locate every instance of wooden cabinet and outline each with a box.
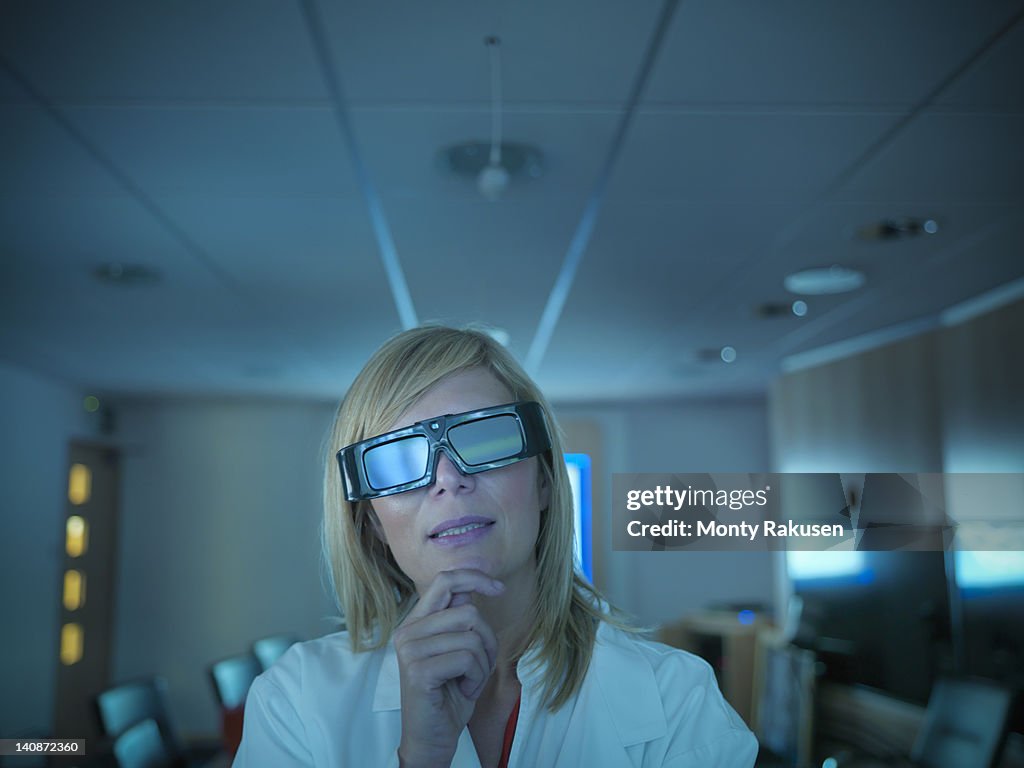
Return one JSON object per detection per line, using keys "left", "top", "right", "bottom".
{"left": 657, "top": 611, "right": 765, "bottom": 726}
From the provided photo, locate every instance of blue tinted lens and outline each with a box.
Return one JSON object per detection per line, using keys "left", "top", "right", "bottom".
{"left": 364, "top": 436, "right": 430, "bottom": 490}
{"left": 448, "top": 415, "right": 523, "bottom": 466}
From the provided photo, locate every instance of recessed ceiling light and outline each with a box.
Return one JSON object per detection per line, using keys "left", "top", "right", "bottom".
{"left": 757, "top": 300, "right": 810, "bottom": 317}
{"left": 755, "top": 302, "right": 791, "bottom": 318}
{"left": 693, "top": 348, "right": 724, "bottom": 364}
{"left": 720, "top": 346, "right": 737, "bottom": 363}
{"left": 856, "top": 217, "right": 938, "bottom": 241}
{"left": 784, "top": 266, "right": 865, "bottom": 296}
{"left": 93, "top": 263, "right": 161, "bottom": 286}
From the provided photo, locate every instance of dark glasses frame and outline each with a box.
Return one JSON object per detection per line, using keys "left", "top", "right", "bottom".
{"left": 337, "top": 400, "right": 551, "bottom": 501}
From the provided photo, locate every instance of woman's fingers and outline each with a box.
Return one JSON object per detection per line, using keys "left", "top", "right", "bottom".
{"left": 393, "top": 570, "right": 505, "bottom": 763}
{"left": 406, "top": 646, "right": 491, "bottom": 701}
{"left": 395, "top": 603, "right": 498, "bottom": 670}
{"left": 397, "top": 569, "right": 501, "bottom": 685}
{"left": 405, "top": 568, "right": 504, "bottom": 621}
{"left": 399, "top": 629, "right": 493, "bottom": 697}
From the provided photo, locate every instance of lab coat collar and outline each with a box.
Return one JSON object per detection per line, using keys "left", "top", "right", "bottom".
{"left": 372, "top": 622, "right": 667, "bottom": 748}
{"left": 373, "top": 642, "right": 401, "bottom": 712}
{"left": 589, "top": 622, "right": 668, "bottom": 746}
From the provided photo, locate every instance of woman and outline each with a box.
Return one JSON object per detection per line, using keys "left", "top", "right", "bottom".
{"left": 234, "top": 326, "right": 757, "bottom": 767}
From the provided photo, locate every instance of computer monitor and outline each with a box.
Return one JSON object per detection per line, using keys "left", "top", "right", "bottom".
{"left": 564, "top": 453, "right": 592, "bottom": 581}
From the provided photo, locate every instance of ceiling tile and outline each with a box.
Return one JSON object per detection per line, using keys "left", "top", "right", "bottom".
{"left": 0, "top": 0, "right": 324, "bottom": 103}
{"left": 608, "top": 111, "right": 899, "bottom": 202}
{"left": 0, "top": 105, "right": 123, "bottom": 196}
{"left": 646, "top": 1, "right": 1023, "bottom": 106}
{"left": 318, "top": 1, "right": 659, "bottom": 104}
{"left": 936, "top": 17, "right": 1024, "bottom": 110}
{"left": 838, "top": 112, "right": 1024, "bottom": 202}
{"left": 66, "top": 106, "right": 361, "bottom": 197}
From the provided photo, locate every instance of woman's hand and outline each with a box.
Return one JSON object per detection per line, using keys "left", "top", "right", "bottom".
{"left": 393, "top": 569, "right": 504, "bottom": 768}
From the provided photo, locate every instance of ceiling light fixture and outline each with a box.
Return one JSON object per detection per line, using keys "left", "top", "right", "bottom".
{"left": 92, "top": 263, "right": 161, "bottom": 286}
{"left": 784, "top": 265, "right": 865, "bottom": 296}
{"left": 756, "top": 302, "right": 794, "bottom": 318}
{"left": 856, "top": 217, "right": 939, "bottom": 241}
{"left": 755, "top": 300, "right": 811, "bottom": 318}
{"left": 440, "top": 37, "right": 544, "bottom": 197}
{"left": 692, "top": 347, "right": 736, "bottom": 364}
{"left": 479, "top": 36, "right": 508, "bottom": 201}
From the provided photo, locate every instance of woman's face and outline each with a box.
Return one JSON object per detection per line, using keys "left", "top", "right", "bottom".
{"left": 369, "top": 366, "right": 549, "bottom": 594}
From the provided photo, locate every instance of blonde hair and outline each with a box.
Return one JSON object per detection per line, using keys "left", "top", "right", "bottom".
{"left": 323, "top": 325, "right": 625, "bottom": 710}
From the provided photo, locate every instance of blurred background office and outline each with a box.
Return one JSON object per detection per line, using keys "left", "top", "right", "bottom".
{"left": 1, "top": 2, "right": 1022, "bottom": 766}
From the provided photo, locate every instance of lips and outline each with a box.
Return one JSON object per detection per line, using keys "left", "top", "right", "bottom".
{"left": 428, "top": 516, "right": 495, "bottom": 539}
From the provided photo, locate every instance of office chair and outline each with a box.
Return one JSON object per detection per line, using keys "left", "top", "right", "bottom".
{"left": 95, "top": 678, "right": 182, "bottom": 757}
{"left": 252, "top": 634, "right": 297, "bottom": 671}
{"left": 208, "top": 653, "right": 262, "bottom": 710}
{"left": 96, "top": 677, "right": 220, "bottom": 767}
{"left": 209, "top": 653, "right": 263, "bottom": 758}
{"left": 910, "top": 677, "right": 1014, "bottom": 768}
{"left": 112, "top": 718, "right": 174, "bottom": 768}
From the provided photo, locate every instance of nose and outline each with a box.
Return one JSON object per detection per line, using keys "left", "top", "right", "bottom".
{"left": 431, "top": 449, "right": 476, "bottom": 496}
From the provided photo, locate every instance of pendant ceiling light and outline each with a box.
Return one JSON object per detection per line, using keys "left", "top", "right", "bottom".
{"left": 440, "top": 36, "right": 544, "bottom": 199}
{"left": 478, "top": 36, "right": 509, "bottom": 201}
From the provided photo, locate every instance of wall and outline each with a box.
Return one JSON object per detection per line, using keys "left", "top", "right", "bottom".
{"left": 939, "top": 297, "right": 1024, "bottom": 471}
{"left": 935, "top": 298, "right": 1024, "bottom": 692}
{"left": 111, "top": 397, "right": 340, "bottom": 737}
{"left": 767, "top": 295, "right": 1024, "bottom": 702}
{"left": 557, "top": 397, "right": 775, "bottom": 627}
{"left": 770, "top": 296, "right": 1024, "bottom": 472}
{"left": 0, "top": 362, "right": 90, "bottom": 739}
{"left": 769, "top": 330, "right": 945, "bottom": 473}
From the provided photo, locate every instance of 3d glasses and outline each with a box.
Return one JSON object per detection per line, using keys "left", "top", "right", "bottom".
{"left": 337, "top": 401, "right": 551, "bottom": 501}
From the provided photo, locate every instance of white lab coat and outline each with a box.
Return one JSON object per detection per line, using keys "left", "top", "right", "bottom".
{"left": 233, "top": 622, "right": 757, "bottom": 767}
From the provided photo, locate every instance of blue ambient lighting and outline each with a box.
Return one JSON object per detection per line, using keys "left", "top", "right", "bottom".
{"left": 955, "top": 550, "right": 1024, "bottom": 591}
{"left": 564, "top": 453, "right": 593, "bottom": 582}
{"left": 787, "top": 550, "right": 868, "bottom": 582}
